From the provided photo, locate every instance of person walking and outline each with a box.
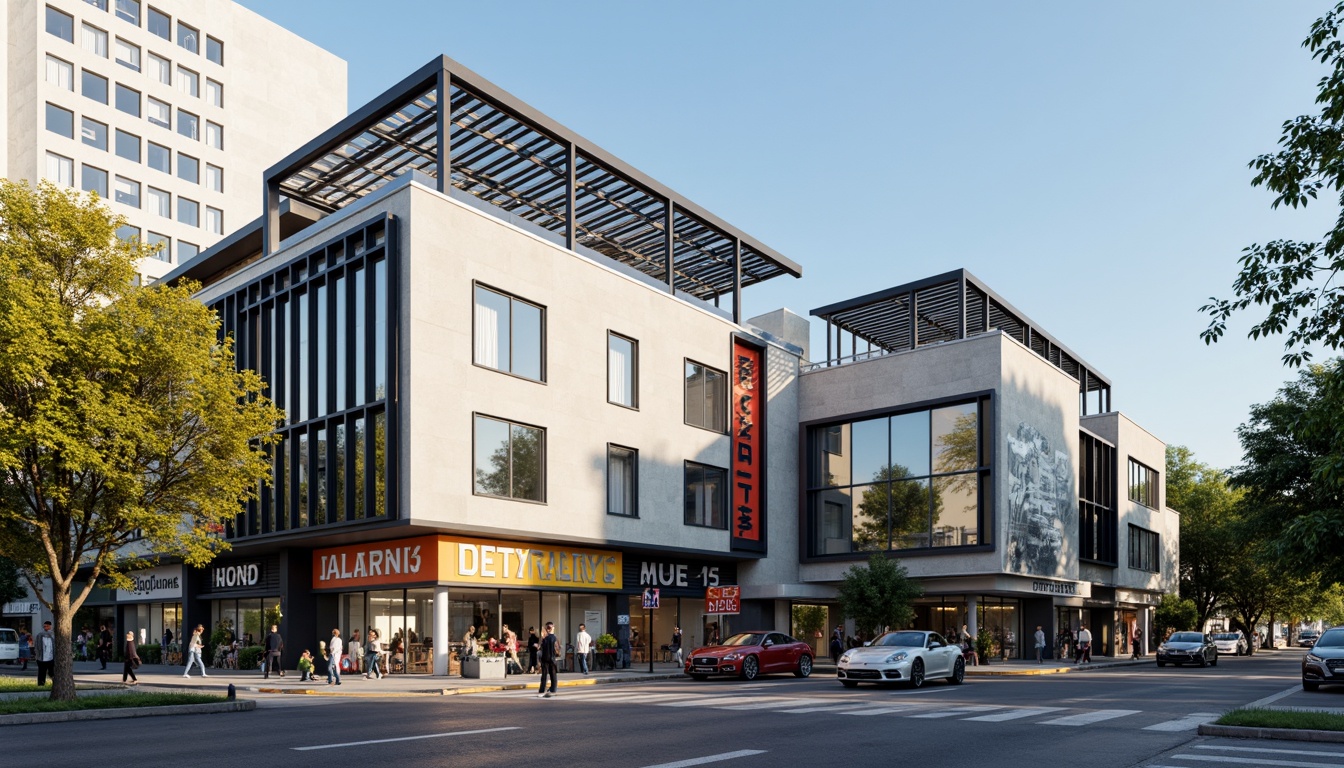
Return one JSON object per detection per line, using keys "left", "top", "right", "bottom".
{"left": 327, "top": 628, "right": 343, "bottom": 685}
{"left": 526, "top": 626, "right": 540, "bottom": 674}
{"left": 671, "top": 626, "right": 684, "bottom": 666}
{"left": 1077, "top": 625, "right": 1093, "bottom": 664}
{"left": 574, "top": 623, "right": 593, "bottom": 675}
{"left": 1132, "top": 625, "right": 1144, "bottom": 659}
{"left": 1034, "top": 625, "right": 1046, "bottom": 664}
{"left": 122, "top": 630, "right": 141, "bottom": 685}
{"left": 349, "top": 629, "right": 362, "bottom": 675}
{"left": 502, "top": 624, "right": 520, "bottom": 674}
{"left": 536, "top": 621, "right": 559, "bottom": 698}
{"left": 34, "top": 620, "right": 56, "bottom": 686}
{"left": 364, "top": 629, "right": 383, "bottom": 679}
{"left": 17, "top": 629, "right": 30, "bottom": 671}
{"left": 98, "top": 624, "right": 113, "bottom": 670}
{"left": 264, "top": 624, "right": 285, "bottom": 679}
{"left": 829, "top": 625, "right": 843, "bottom": 664}
{"left": 183, "top": 625, "right": 208, "bottom": 677}
{"left": 77, "top": 628, "right": 89, "bottom": 662}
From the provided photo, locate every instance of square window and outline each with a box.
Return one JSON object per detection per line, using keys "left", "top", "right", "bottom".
{"left": 607, "top": 446, "right": 637, "bottom": 517}
{"left": 113, "top": 176, "right": 140, "bottom": 207}
{"left": 45, "top": 103, "right": 74, "bottom": 139}
{"left": 684, "top": 360, "right": 727, "bottom": 432}
{"left": 205, "top": 163, "right": 222, "bottom": 192}
{"left": 472, "top": 284, "right": 545, "bottom": 381}
{"left": 178, "top": 241, "right": 198, "bottom": 261}
{"left": 607, "top": 332, "right": 638, "bottom": 408}
{"left": 176, "top": 22, "right": 198, "bottom": 53}
{"left": 147, "top": 97, "right": 170, "bottom": 128}
{"left": 81, "top": 69, "right": 109, "bottom": 103}
{"left": 205, "top": 206, "right": 222, "bottom": 234}
{"left": 147, "top": 7, "right": 169, "bottom": 39}
{"left": 84, "top": 0, "right": 109, "bottom": 10}
{"left": 81, "top": 117, "right": 108, "bottom": 150}
{"left": 81, "top": 24, "right": 108, "bottom": 57}
{"left": 472, "top": 414, "right": 545, "bottom": 502}
{"left": 146, "top": 232, "right": 170, "bottom": 262}
{"left": 114, "top": 129, "right": 140, "bottom": 162}
{"left": 147, "top": 186, "right": 169, "bottom": 217}
{"left": 177, "top": 109, "right": 198, "bottom": 140}
{"left": 81, "top": 165, "right": 109, "bottom": 198}
{"left": 177, "top": 153, "right": 198, "bottom": 183}
{"left": 46, "top": 56, "right": 73, "bottom": 90}
{"left": 684, "top": 462, "right": 728, "bottom": 529}
{"left": 177, "top": 66, "right": 198, "bottom": 97}
{"left": 177, "top": 197, "right": 198, "bottom": 226}
{"left": 149, "top": 53, "right": 171, "bottom": 85}
{"left": 147, "top": 142, "right": 170, "bottom": 173}
{"left": 205, "top": 78, "right": 222, "bottom": 107}
{"left": 115, "top": 0, "right": 139, "bottom": 25}
{"left": 114, "top": 38, "right": 140, "bottom": 71}
{"left": 45, "top": 153, "right": 74, "bottom": 186}
{"left": 115, "top": 224, "right": 140, "bottom": 243}
{"left": 46, "top": 7, "right": 74, "bottom": 42}
{"left": 205, "top": 121, "right": 222, "bottom": 149}
{"left": 115, "top": 84, "right": 140, "bottom": 117}
{"left": 205, "top": 36, "right": 222, "bottom": 65}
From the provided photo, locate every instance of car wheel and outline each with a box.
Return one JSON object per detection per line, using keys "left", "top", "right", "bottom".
{"left": 950, "top": 657, "right": 965, "bottom": 685}
{"left": 741, "top": 655, "right": 759, "bottom": 681}
{"left": 909, "top": 658, "right": 925, "bottom": 688}
{"left": 841, "top": 680, "right": 858, "bottom": 688}
{"left": 690, "top": 674, "right": 708, "bottom": 681}
{"left": 1304, "top": 679, "right": 1320, "bottom": 692}
{"left": 1157, "top": 660, "right": 1165, "bottom": 668}
{"left": 794, "top": 655, "right": 813, "bottom": 678}
{"left": 1197, "top": 655, "right": 1207, "bottom": 668}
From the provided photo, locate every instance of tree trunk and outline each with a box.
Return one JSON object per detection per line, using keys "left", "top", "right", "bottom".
{"left": 49, "top": 580, "right": 77, "bottom": 702}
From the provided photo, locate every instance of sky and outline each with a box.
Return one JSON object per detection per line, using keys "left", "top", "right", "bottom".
{"left": 236, "top": 0, "right": 1338, "bottom": 472}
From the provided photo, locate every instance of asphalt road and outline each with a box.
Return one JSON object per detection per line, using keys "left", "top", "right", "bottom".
{"left": 5, "top": 650, "right": 1334, "bottom": 768}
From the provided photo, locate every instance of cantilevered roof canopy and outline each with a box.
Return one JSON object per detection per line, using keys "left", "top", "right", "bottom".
{"left": 263, "top": 56, "right": 801, "bottom": 320}
{"left": 811, "top": 269, "right": 1112, "bottom": 412}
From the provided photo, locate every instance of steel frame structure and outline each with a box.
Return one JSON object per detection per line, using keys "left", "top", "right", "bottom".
{"left": 262, "top": 56, "right": 801, "bottom": 323}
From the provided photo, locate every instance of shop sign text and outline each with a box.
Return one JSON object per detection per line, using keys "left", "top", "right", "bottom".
{"left": 1032, "top": 579, "right": 1080, "bottom": 596}
{"left": 730, "top": 339, "right": 765, "bottom": 552}
{"left": 451, "top": 538, "right": 622, "bottom": 590}
{"left": 212, "top": 562, "right": 261, "bottom": 589}
{"left": 705, "top": 585, "right": 741, "bottom": 615}
{"left": 117, "top": 565, "right": 183, "bottom": 601}
{"left": 313, "top": 536, "right": 439, "bottom": 590}
{"left": 639, "top": 562, "right": 720, "bottom": 588}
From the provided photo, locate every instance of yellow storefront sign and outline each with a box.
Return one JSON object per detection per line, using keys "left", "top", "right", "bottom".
{"left": 442, "top": 535, "right": 622, "bottom": 590}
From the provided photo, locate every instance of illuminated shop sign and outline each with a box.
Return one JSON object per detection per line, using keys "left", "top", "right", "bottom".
{"left": 212, "top": 562, "right": 262, "bottom": 589}
{"left": 1030, "top": 579, "right": 1090, "bottom": 598}
{"left": 116, "top": 565, "right": 184, "bottom": 601}
{"left": 314, "top": 536, "right": 438, "bottom": 590}
{"left": 731, "top": 337, "right": 766, "bottom": 553}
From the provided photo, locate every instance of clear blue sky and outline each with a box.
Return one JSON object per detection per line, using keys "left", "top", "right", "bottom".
{"left": 238, "top": 0, "right": 1336, "bottom": 472}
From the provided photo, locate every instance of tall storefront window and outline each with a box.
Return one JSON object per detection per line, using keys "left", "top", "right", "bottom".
{"left": 807, "top": 396, "right": 991, "bottom": 556}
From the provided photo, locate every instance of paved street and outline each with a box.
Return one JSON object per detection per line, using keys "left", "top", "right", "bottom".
{"left": 4, "top": 649, "right": 1338, "bottom": 767}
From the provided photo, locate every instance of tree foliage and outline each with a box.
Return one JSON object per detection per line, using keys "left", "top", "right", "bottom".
{"left": 790, "top": 604, "right": 827, "bottom": 640}
{"left": 1154, "top": 593, "right": 1198, "bottom": 640}
{"left": 1167, "top": 446, "right": 1243, "bottom": 629}
{"left": 0, "top": 180, "right": 279, "bottom": 700}
{"left": 836, "top": 553, "right": 923, "bottom": 637}
{"left": 1201, "top": 2, "right": 1344, "bottom": 366}
{"left": 0, "top": 556, "right": 26, "bottom": 607}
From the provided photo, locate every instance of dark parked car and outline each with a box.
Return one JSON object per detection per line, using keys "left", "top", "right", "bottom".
{"left": 1157, "top": 631, "right": 1218, "bottom": 668}
{"left": 684, "top": 631, "right": 813, "bottom": 681}
{"left": 1302, "top": 627, "right": 1344, "bottom": 691}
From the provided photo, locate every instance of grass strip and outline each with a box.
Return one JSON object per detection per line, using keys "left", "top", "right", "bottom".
{"left": 1217, "top": 707, "right": 1344, "bottom": 732}
{"left": 0, "top": 677, "right": 45, "bottom": 693}
{"left": 0, "top": 692, "right": 224, "bottom": 715}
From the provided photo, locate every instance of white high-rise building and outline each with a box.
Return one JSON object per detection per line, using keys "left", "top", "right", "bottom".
{"left": 1, "top": 0, "right": 346, "bottom": 281}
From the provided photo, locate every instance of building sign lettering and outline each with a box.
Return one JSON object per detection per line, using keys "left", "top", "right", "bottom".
{"left": 639, "top": 561, "right": 720, "bottom": 588}
{"left": 731, "top": 338, "right": 766, "bottom": 553}
{"left": 115, "top": 565, "right": 184, "bottom": 602}
{"left": 212, "top": 562, "right": 262, "bottom": 589}
{"left": 705, "top": 585, "right": 741, "bottom": 614}
{"left": 1032, "top": 579, "right": 1081, "bottom": 596}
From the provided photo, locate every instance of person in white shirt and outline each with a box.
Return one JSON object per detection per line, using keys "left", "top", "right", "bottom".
{"left": 1076, "top": 625, "right": 1093, "bottom": 664}
{"left": 574, "top": 624, "right": 593, "bottom": 674}
{"left": 327, "top": 628, "right": 343, "bottom": 685}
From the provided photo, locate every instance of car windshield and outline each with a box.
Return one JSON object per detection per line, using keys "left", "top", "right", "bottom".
{"left": 872, "top": 631, "right": 927, "bottom": 648}
{"left": 1213, "top": 633, "right": 1239, "bottom": 640}
{"left": 1315, "top": 630, "right": 1344, "bottom": 648}
{"left": 1169, "top": 632, "right": 1204, "bottom": 643}
{"left": 720, "top": 633, "right": 765, "bottom": 647}
{"left": 0, "top": 629, "right": 15, "bottom": 642}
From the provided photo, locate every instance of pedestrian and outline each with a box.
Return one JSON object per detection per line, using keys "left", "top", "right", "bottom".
{"left": 671, "top": 625, "right": 684, "bottom": 666}
{"left": 829, "top": 625, "right": 843, "bottom": 663}
{"left": 364, "top": 629, "right": 383, "bottom": 679}
{"left": 76, "top": 628, "right": 88, "bottom": 661}
{"left": 462, "top": 624, "right": 477, "bottom": 658}
{"left": 502, "top": 624, "right": 520, "bottom": 673}
{"left": 18, "top": 629, "right": 30, "bottom": 671}
{"left": 264, "top": 623, "right": 285, "bottom": 679}
{"left": 297, "top": 649, "right": 315, "bottom": 682}
{"left": 536, "top": 621, "right": 559, "bottom": 698}
{"left": 1034, "top": 625, "right": 1046, "bottom": 664}
{"left": 349, "top": 629, "right": 362, "bottom": 674}
{"left": 98, "top": 623, "right": 113, "bottom": 670}
{"left": 327, "top": 628, "right": 343, "bottom": 685}
{"left": 1077, "top": 625, "right": 1093, "bottom": 664}
{"left": 183, "top": 624, "right": 208, "bottom": 677}
{"left": 1132, "top": 625, "right": 1144, "bottom": 659}
{"left": 122, "top": 630, "right": 141, "bottom": 685}
{"left": 34, "top": 620, "right": 56, "bottom": 686}
{"left": 575, "top": 623, "right": 593, "bottom": 674}
{"left": 526, "top": 626, "right": 540, "bottom": 674}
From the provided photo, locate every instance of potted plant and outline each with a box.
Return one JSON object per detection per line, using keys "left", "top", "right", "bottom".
{"left": 462, "top": 645, "right": 506, "bottom": 680}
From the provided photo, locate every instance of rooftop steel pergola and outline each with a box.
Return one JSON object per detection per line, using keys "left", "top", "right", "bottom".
{"left": 263, "top": 56, "right": 801, "bottom": 322}
{"left": 810, "top": 269, "right": 1112, "bottom": 413}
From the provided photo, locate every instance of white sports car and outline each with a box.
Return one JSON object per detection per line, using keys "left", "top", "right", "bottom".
{"left": 836, "top": 630, "right": 967, "bottom": 688}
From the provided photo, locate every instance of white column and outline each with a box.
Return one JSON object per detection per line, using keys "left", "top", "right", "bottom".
{"left": 967, "top": 596, "right": 978, "bottom": 638}
{"left": 433, "top": 586, "right": 449, "bottom": 676}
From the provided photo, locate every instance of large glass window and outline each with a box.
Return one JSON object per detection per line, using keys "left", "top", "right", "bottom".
{"left": 177, "top": 196, "right": 198, "bottom": 227}
{"left": 147, "top": 6, "right": 169, "bottom": 39}
{"left": 147, "top": 141, "right": 170, "bottom": 173}
{"left": 206, "top": 206, "right": 222, "bottom": 234}
{"left": 81, "top": 165, "right": 108, "bottom": 198}
{"left": 82, "top": 70, "right": 109, "bottom": 103}
{"left": 1128, "top": 459, "right": 1158, "bottom": 509}
{"left": 81, "top": 23, "right": 108, "bottom": 57}
{"left": 177, "top": 241, "right": 198, "bottom": 261}
{"left": 149, "top": 53, "right": 171, "bottom": 85}
{"left": 608, "top": 333, "right": 637, "bottom": 408}
{"left": 205, "top": 163, "right": 222, "bottom": 192}
{"left": 147, "top": 98, "right": 170, "bottom": 129}
{"left": 177, "top": 153, "right": 199, "bottom": 183}
{"left": 113, "top": 175, "right": 139, "bottom": 207}
{"left": 473, "top": 415, "right": 545, "bottom": 502}
{"left": 206, "top": 36, "right": 223, "bottom": 65}
{"left": 115, "top": 0, "right": 139, "bottom": 25}
{"left": 177, "top": 65, "right": 198, "bottom": 97}
{"left": 177, "top": 109, "right": 198, "bottom": 140}
{"left": 114, "top": 129, "right": 140, "bottom": 162}
{"left": 115, "top": 84, "right": 140, "bottom": 117}
{"left": 607, "top": 445, "right": 637, "bottom": 517}
{"left": 177, "top": 21, "right": 198, "bottom": 53}
{"left": 807, "top": 398, "right": 989, "bottom": 556}
{"left": 114, "top": 37, "right": 140, "bottom": 71}
{"left": 205, "top": 121, "right": 222, "bottom": 150}
{"left": 146, "top": 232, "right": 169, "bottom": 261}
{"left": 1128, "top": 525, "right": 1159, "bottom": 573}
{"left": 1079, "top": 431, "right": 1117, "bottom": 564}
{"left": 473, "top": 284, "right": 544, "bottom": 381}
{"left": 205, "top": 78, "right": 222, "bottom": 107}
{"left": 684, "top": 462, "right": 727, "bottom": 529}
{"left": 684, "top": 361, "right": 726, "bottom": 432}
{"left": 46, "top": 56, "right": 73, "bottom": 90}
{"left": 46, "top": 153, "right": 74, "bottom": 187}
{"left": 46, "top": 104, "right": 74, "bottom": 139}
{"left": 47, "top": 7, "right": 74, "bottom": 42}
{"left": 147, "top": 186, "right": 170, "bottom": 218}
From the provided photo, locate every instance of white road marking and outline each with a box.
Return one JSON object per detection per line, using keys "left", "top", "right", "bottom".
{"left": 964, "top": 706, "right": 1066, "bottom": 722}
{"left": 716, "top": 698, "right": 830, "bottom": 710}
{"left": 1143, "top": 712, "right": 1220, "bottom": 732}
{"left": 838, "top": 705, "right": 920, "bottom": 716}
{"left": 639, "top": 750, "right": 768, "bottom": 768}
{"left": 291, "top": 726, "right": 521, "bottom": 751}
{"left": 887, "top": 686, "right": 957, "bottom": 695}
{"left": 908, "top": 705, "right": 1001, "bottom": 719}
{"left": 659, "top": 696, "right": 752, "bottom": 708}
{"left": 1038, "top": 709, "right": 1142, "bottom": 726}
{"left": 1245, "top": 684, "right": 1308, "bottom": 709}
{"left": 1166, "top": 755, "right": 1344, "bottom": 766}
{"left": 1195, "top": 745, "right": 1344, "bottom": 758}
{"left": 775, "top": 704, "right": 874, "bottom": 714}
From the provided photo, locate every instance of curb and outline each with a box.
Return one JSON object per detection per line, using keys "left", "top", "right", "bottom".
{"left": 252, "top": 672, "right": 689, "bottom": 696}
{"left": 965, "top": 659, "right": 1149, "bottom": 676}
{"left": 1198, "top": 723, "right": 1344, "bottom": 743}
{"left": 0, "top": 699, "right": 255, "bottom": 726}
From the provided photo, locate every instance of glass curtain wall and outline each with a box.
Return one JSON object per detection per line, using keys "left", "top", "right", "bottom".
{"left": 977, "top": 598, "right": 1020, "bottom": 661}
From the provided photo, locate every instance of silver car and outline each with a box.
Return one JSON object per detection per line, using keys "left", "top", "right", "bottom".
{"left": 1211, "top": 631, "right": 1248, "bottom": 656}
{"left": 0, "top": 628, "right": 17, "bottom": 664}
{"left": 836, "top": 630, "right": 966, "bottom": 688}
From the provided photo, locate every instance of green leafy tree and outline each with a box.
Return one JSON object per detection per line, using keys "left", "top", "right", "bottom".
{"left": 790, "top": 604, "right": 827, "bottom": 641}
{"left": 0, "top": 180, "right": 279, "bottom": 700}
{"left": 1166, "top": 446, "right": 1242, "bottom": 629}
{"left": 0, "top": 556, "right": 26, "bottom": 607}
{"left": 854, "top": 465, "right": 942, "bottom": 550}
{"left": 836, "top": 553, "right": 923, "bottom": 637}
{"left": 1154, "top": 593, "right": 1198, "bottom": 641}
{"left": 1201, "top": 3, "right": 1344, "bottom": 366}
{"left": 475, "top": 423, "right": 542, "bottom": 500}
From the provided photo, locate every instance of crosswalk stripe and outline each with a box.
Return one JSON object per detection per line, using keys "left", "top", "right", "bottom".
{"left": 775, "top": 704, "right": 873, "bottom": 714}
{"left": 964, "top": 707, "right": 1065, "bottom": 722}
{"left": 1039, "top": 709, "right": 1141, "bottom": 726}
{"left": 716, "top": 698, "right": 832, "bottom": 711}
{"left": 1142, "top": 712, "right": 1220, "bottom": 732}
{"left": 839, "top": 706, "right": 920, "bottom": 716}
{"left": 1163, "top": 755, "right": 1344, "bottom": 766}
{"left": 909, "top": 705, "right": 1001, "bottom": 719}
{"left": 1195, "top": 745, "right": 1344, "bottom": 758}
{"left": 659, "top": 696, "right": 751, "bottom": 708}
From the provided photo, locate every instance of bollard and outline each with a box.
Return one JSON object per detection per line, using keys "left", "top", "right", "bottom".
{"left": 227, "top": 683, "right": 236, "bottom": 700}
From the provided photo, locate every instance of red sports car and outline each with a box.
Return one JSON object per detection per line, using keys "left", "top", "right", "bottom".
{"left": 684, "top": 631, "right": 814, "bottom": 681}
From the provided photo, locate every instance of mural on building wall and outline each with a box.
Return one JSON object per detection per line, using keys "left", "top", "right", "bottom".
{"left": 1005, "top": 421, "right": 1073, "bottom": 576}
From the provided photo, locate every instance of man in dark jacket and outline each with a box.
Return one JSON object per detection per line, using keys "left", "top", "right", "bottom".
{"left": 264, "top": 624, "right": 285, "bottom": 678}
{"left": 98, "top": 624, "right": 114, "bottom": 670}
{"left": 536, "top": 622, "right": 559, "bottom": 698}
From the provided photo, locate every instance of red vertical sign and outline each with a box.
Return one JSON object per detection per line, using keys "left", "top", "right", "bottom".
{"left": 731, "top": 338, "right": 765, "bottom": 552}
